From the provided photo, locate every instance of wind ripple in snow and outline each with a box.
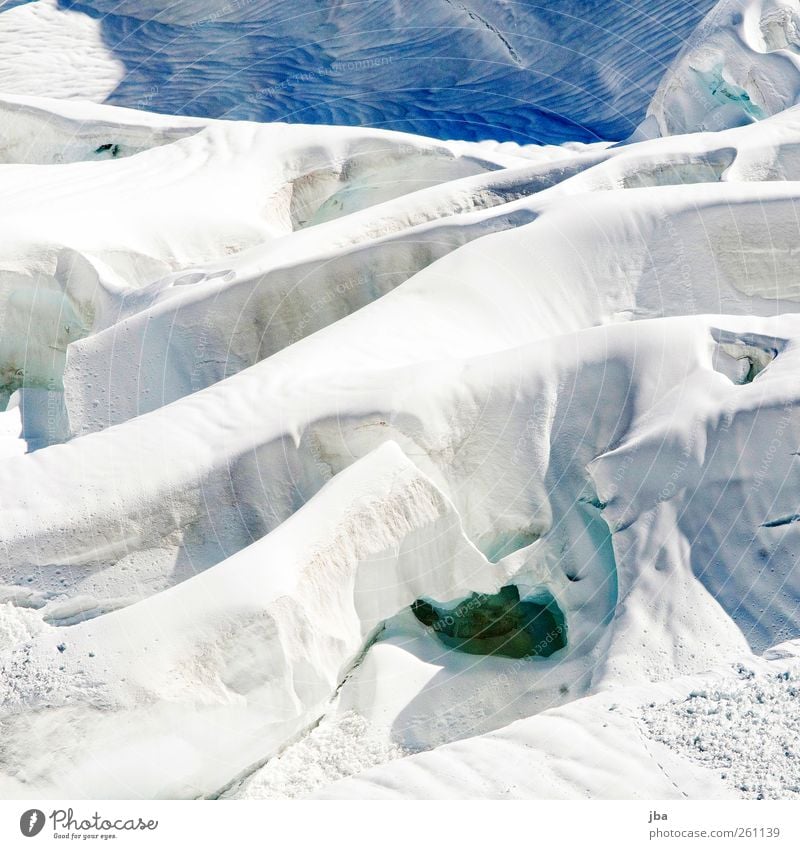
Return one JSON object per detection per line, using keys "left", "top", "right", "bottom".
{"left": 0, "top": 0, "right": 718, "bottom": 144}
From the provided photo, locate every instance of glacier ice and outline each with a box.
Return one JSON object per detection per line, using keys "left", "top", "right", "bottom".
{"left": 0, "top": 0, "right": 799, "bottom": 803}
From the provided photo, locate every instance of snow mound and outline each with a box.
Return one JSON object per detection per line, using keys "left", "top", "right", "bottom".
{"left": 648, "top": 0, "right": 800, "bottom": 134}
{"left": 0, "top": 443, "right": 505, "bottom": 798}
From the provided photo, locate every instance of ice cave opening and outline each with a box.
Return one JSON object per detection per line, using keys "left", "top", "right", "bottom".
{"left": 410, "top": 584, "right": 567, "bottom": 659}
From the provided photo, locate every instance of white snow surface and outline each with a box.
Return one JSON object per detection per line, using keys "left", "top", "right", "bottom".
{"left": 315, "top": 645, "right": 800, "bottom": 799}
{"left": 226, "top": 710, "right": 409, "bottom": 800}
{"left": 642, "top": 658, "right": 800, "bottom": 799}
{"left": 649, "top": 0, "right": 800, "bottom": 134}
{"left": 0, "top": 0, "right": 800, "bottom": 801}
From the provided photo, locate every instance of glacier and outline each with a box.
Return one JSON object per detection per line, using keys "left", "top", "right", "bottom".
{"left": 0, "top": 0, "right": 718, "bottom": 144}
{"left": 0, "top": 0, "right": 799, "bottom": 803}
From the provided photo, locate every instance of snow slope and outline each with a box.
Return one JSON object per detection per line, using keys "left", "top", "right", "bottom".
{"left": 0, "top": 0, "right": 717, "bottom": 144}
{"left": 314, "top": 644, "right": 800, "bottom": 800}
{"left": 649, "top": 0, "right": 800, "bottom": 134}
{"left": 0, "top": 0, "right": 800, "bottom": 802}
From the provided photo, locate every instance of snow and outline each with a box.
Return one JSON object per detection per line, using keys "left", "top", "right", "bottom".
{"left": 226, "top": 710, "right": 408, "bottom": 800}
{"left": 314, "top": 645, "right": 800, "bottom": 800}
{"left": 648, "top": 1, "right": 800, "bottom": 135}
{"left": 0, "top": 0, "right": 717, "bottom": 144}
{"left": 0, "top": 442, "right": 507, "bottom": 797}
{"left": 0, "top": 0, "right": 124, "bottom": 103}
{"left": 0, "top": 0, "right": 798, "bottom": 803}
{"left": 642, "top": 662, "right": 800, "bottom": 799}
